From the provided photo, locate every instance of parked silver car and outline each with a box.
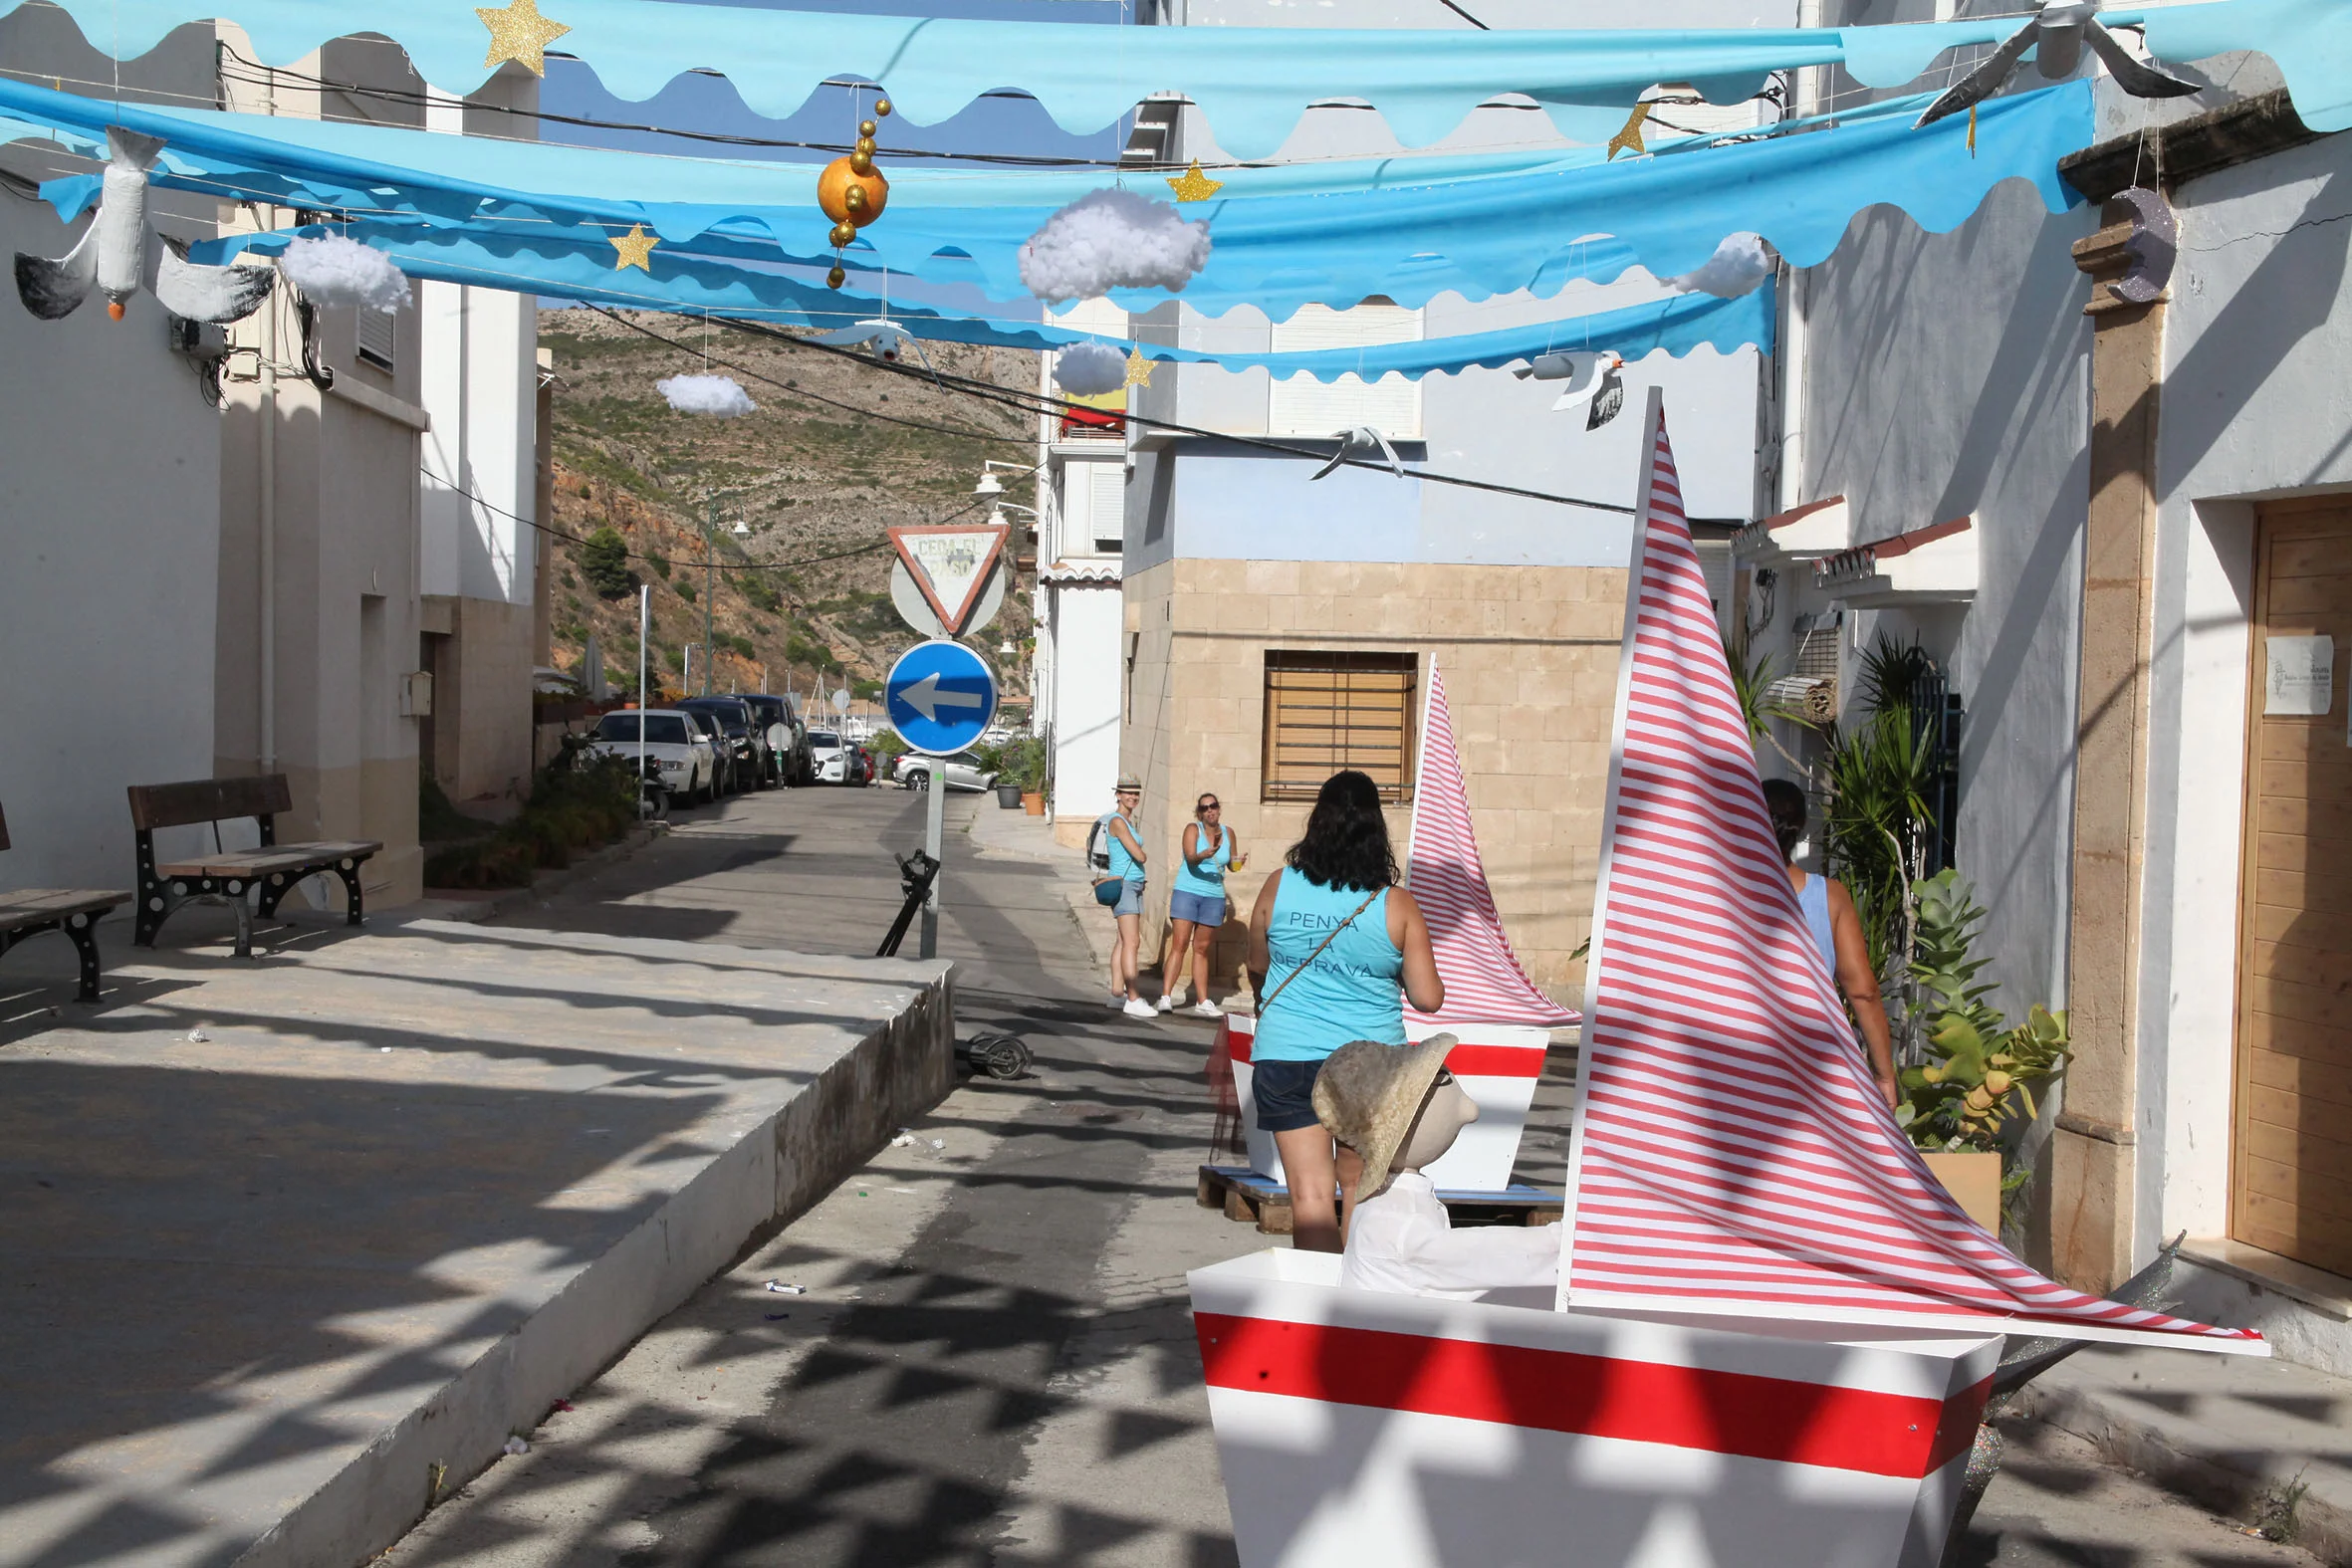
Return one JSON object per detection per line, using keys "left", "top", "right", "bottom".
{"left": 894, "top": 749, "right": 998, "bottom": 793}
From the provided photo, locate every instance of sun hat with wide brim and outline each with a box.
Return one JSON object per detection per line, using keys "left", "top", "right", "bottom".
{"left": 1310, "top": 1032, "right": 1459, "bottom": 1203}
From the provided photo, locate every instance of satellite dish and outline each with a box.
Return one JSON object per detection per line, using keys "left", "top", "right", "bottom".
{"left": 830, "top": 688, "right": 852, "bottom": 714}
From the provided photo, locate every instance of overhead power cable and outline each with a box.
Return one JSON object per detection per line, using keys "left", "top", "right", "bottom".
{"left": 586, "top": 304, "right": 1637, "bottom": 514}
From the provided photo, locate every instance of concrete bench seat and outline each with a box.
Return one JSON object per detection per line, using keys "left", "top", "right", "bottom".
{"left": 129, "top": 777, "right": 379, "bottom": 958}
{"left": 0, "top": 805, "right": 128, "bottom": 1001}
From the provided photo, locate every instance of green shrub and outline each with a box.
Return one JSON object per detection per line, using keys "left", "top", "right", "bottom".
{"left": 423, "top": 752, "right": 638, "bottom": 890}
{"left": 580, "top": 527, "right": 635, "bottom": 598}
{"left": 646, "top": 550, "right": 671, "bottom": 580}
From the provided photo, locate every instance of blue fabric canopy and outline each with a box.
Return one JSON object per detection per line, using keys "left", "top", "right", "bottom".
{"left": 190, "top": 220, "right": 1773, "bottom": 380}
{"left": 2, "top": 0, "right": 2341, "bottom": 155}
{"left": 0, "top": 72, "right": 2092, "bottom": 319}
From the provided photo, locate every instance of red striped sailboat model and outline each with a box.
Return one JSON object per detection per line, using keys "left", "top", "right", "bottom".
{"left": 1220, "top": 659, "right": 1575, "bottom": 1191}
{"left": 1188, "top": 391, "right": 2262, "bottom": 1568}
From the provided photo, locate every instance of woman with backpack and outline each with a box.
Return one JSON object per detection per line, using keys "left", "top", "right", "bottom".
{"left": 1244, "top": 769, "right": 1444, "bottom": 1252}
{"left": 1089, "top": 775, "right": 1154, "bottom": 1018}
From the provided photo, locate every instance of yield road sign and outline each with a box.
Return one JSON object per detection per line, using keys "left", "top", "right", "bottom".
{"left": 885, "top": 639, "right": 999, "bottom": 756}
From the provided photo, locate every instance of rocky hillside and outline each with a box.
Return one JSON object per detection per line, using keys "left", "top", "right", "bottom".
{"left": 539, "top": 307, "right": 1041, "bottom": 706}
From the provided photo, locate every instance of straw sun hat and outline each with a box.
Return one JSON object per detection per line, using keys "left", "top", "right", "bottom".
{"left": 1310, "top": 1033, "right": 1461, "bottom": 1202}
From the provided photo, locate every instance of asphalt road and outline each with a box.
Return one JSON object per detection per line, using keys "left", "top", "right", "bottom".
{"left": 382, "top": 780, "right": 2321, "bottom": 1568}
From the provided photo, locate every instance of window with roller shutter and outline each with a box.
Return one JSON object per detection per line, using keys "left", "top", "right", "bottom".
{"left": 1088, "top": 462, "right": 1126, "bottom": 552}
{"left": 1261, "top": 650, "right": 1417, "bottom": 803}
{"left": 1267, "top": 302, "right": 1422, "bottom": 440}
{"left": 356, "top": 307, "right": 396, "bottom": 371}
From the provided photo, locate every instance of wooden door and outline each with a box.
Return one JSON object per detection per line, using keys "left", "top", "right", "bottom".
{"left": 2234, "top": 501, "right": 2352, "bottom": 1274}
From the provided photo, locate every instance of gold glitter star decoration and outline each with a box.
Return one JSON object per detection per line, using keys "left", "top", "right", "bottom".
{"left": 1165, "top": 160, "right": 1225, "bottom": 203}
{"left": 608, "top": 222, "right": 659, "bottom": 273}
{"left": 1606, "top": 101, "right": 1651, "bottom": 161}
{"left": 476, "top": 0, "right": 572, "bottom": 77}
{"left": 1123, "top": 346, "right": 1154, "bottom": 387}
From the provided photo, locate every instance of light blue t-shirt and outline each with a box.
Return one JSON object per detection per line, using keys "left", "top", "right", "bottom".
{"left": 1254, "top": 868, "right": 1403, "bottom": 1062}
{"left": 1797, "top": 871, "right": 1835, "bottom": 978}
{"left": 1103, "top": 809, "right": 1144, "bottom": 885}
{"left": 1172, "top": 823, "right": 1233, "bottom": 899}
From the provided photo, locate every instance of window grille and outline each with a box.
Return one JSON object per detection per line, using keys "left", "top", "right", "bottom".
{"left": 1262, "top": 651, "right": 1417, "bottom": 802}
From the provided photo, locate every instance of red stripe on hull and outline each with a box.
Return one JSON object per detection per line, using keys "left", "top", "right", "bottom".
{"left": 1195, "top": 1312, "right": 1987, "bottom": 1480}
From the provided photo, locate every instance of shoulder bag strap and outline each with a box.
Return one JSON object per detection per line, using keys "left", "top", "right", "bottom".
{"left": 1256, "top": 886, "right": 1382, "bottom": 1016}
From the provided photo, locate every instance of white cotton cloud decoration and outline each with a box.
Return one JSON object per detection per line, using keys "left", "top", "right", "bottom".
{"left": 1054, "top": 341, "right": 1129, "bottom": 396}
{"left": 1668, "top": 232, "right": 1777, "bottom": 299}
{"left": 656, "top": 372, "right": 757, "bottom": 417}
{"left": 277, "top": 233, "right": 412, "bottom": 313}
{"left": 1019, "top": 188, "right": 1212, "bottom": 304}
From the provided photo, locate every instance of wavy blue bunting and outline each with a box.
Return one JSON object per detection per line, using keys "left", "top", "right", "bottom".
{"left": 190, "top": 220, "right": 1771, "bottom": 380}
{"left": 0, "top": 73, "right": 2092, "bottom": 322}
{"left": 0, "top": 0, "right": 2341, "bottom": 155}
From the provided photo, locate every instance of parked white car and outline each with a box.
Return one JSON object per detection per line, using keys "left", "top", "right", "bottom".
{"left": 895, "top": 749, "right": 998, "bottom": 793}
{"left": 808, "top": 728, "right": 855, "bottom": 784}
{"left": 587, "top": 709, "right": 715, "bottom": 804}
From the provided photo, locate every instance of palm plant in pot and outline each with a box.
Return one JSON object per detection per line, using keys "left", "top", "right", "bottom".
{"left": 1894, "top": 869, "right": 2071, "bottom": 1237}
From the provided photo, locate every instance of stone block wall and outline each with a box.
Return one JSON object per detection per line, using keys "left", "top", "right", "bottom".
{"left": 1121, "top": 557, "right": 1626, "bottom": 1005}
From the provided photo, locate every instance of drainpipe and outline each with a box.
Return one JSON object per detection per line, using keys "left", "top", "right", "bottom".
{"left": 259, "top": 250, "right": 278, "bottom": 772}
{"left": 1777, "top": 0, "right": 1824, "bottom": 513}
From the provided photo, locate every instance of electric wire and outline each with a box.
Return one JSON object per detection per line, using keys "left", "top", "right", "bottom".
{"left": 587, "top": 302, "right": 1638, "bottom": 514}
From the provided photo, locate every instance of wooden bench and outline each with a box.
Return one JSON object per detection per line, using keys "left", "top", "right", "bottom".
{"left": 0, "top": 803, "right": 129, "bottom": 1002}
{"left": 127, "top": 776, "right": 380, "bottom": 957}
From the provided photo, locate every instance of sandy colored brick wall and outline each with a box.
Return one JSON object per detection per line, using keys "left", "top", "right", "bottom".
{"left": 1120, "top": 557, "right": 1626, "bottom": 1007}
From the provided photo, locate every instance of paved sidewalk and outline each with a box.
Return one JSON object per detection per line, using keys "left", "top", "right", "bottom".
{"left": 2011, "top": 1342, "right": 2352, "bottom": 1563}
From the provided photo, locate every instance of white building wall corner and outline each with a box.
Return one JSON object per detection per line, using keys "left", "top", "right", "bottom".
{"left": 0, "top": 16, "right": 225, "bottom": 896}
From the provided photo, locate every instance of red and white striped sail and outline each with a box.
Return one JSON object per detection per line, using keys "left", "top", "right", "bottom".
{"left": 1560, "top": 400, "right": 2262, "bottom": 1353}
{"left": 1404, "top": 663, "right": 1580, "bottom": 1028}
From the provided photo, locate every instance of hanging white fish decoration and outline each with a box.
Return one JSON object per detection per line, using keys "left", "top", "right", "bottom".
{"left": 14, "top": 126, "right": 276, "bottom": 324}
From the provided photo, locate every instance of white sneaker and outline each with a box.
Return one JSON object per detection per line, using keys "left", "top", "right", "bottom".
{"left": 1122, "top": 998, "right": 1158, "bottom": 1019}
{"left": 1188, "top": 1001, "right": 1223, "bottom": 1018}
{"left": 1156, "top": 994, "right": 1175, "bottom": 1013}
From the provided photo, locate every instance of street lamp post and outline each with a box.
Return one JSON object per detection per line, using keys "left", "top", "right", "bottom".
{"left": 702, "top": 491, "right": 717, "bottom": 695}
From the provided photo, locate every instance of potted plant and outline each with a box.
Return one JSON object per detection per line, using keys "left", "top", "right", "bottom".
{"left": 1894, "top": 869, "right": 2070, "bottom": 1236}
{"left": 1011, "top": 737, "right": 1049, "bottom": 814}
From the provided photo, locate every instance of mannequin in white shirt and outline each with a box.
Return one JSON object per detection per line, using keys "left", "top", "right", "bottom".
{"left": 1310, "top": 1035, "right": 1563, "bottom": 1301}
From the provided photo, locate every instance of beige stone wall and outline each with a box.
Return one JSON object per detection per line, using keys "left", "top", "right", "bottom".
{"left": 1121, "top": 557, "right": 1626, "bottom": 1006}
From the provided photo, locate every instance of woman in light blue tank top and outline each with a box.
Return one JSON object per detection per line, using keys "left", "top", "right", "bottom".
{"left": 1762, "top": 780, "right": 1900, "bottom": 1111}
{"left": 1158, "top": 792, "right": 1245, "bottom": 1016}
{"left": 1243, "top": 771, "right": 1445, "bottom": 1253}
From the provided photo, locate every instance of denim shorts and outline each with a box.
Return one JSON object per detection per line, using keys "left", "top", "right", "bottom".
{"left": 1252, "top": 1057, "right": 1326, "bottom": 1133}
{"left": 1168, "top": 889, "right": 1227, "bottom": 928}
{"left": 1113, "top": 879, "right": 1145, "bottom": 917}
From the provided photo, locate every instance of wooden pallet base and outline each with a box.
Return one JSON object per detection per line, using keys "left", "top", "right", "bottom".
{"left": 1196, "top": 1165, "right": 1563, "bottom": 1237}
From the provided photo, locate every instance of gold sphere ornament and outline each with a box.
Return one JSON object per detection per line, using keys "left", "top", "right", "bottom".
{"left": 817, "top": 155, "right": 889, "bottom": 227}
{"left": 849, "top": 147, "right": 874, "bottom": 176}
{"left": 826, "top": 265, "right": 846, "bottom": 290}
{"left": 855, "top": 135, "right": 877, "bottom": 155}
{"left": 829, "top": 219, "right": 858, "bottom": 248}
{"left": 859, "top": 119, "right": 878, "bottom": 138}
{"left": 873, "top": 98, "right": 891, "bottom": 116}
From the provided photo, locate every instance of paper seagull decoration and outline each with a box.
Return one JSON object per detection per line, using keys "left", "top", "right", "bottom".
{"left": 812, "top": 317, "right": 938, "bottom": 376}
{"left": 1522, "top": 348, "right": 1627, "bottom": 429}
{"left": 1308, "top": 425, "right": 1406, "bottom": 481}
{"left": 15, "top": 127, "right": 275, "bottom": 324}
{"left": 1915, "top": 0, "right": 2199, "bottom": 127}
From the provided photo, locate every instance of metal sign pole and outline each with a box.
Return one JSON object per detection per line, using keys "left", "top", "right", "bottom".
{"left": 919, "top": 766, "right": 945, "bottom": 959}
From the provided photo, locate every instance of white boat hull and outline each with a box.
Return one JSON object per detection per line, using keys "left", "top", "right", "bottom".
{"left": 1190, "top": 1250, "right": 1999, "bottom": 1568}
{"left": 1223, "top": 1012, "right": 1549, "bottom": 1192}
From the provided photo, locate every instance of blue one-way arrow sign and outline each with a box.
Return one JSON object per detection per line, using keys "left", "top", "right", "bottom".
{"left": 885, "top": 639, "right": 998, "bottom": 756}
